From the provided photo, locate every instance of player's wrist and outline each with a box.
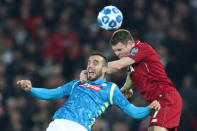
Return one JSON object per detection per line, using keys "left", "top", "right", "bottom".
{"left": 25, "top": 87, "right": 32, "bottom": 92}
{"left": 147, "top": 106, "right": 153, "bottom": 113}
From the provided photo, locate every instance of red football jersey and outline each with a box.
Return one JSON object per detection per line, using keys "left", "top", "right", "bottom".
{"left": 127, "top": 40, "right": 176, "bottom": 103}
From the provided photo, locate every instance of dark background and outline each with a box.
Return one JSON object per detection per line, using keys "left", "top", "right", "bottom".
{"left": 0, "top": 0, "right": 196, "bottom": 131}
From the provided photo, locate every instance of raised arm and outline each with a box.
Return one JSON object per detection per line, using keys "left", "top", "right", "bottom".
{"left": 80, "top": 57, "right": 135, "bottom": 82}
{"left": 29, "top": 87, "right": 66, "bottom": 100}
{"left": 17, "top": 80, "right": 77, "bottom": 100}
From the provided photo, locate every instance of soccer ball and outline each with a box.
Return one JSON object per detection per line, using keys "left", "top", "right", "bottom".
{"left": 97, "top": 6, "right": 123, "bottom": 31}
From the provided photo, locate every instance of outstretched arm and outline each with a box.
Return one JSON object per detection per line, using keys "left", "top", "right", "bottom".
{"left": 80, "top": 57, "right": 135, "bottom": 82}
{"left": 121, "top": 100, "right": 160, "bottom": 119}
{"left": 29, "top": 87, "right": 66, "bottom": 100}
{"left": 122, "top": 104, "right": 150, "bottom": 119}
{"left": 111, "top": 85, "right": 160, "bottom": 119}
{"left": 17, "top": 80, "right": 73, "bottom": 100}
{"left": 107, "top": 57, "right": 135, "bottom": 74}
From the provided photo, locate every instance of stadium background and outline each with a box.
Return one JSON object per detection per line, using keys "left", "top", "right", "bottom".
{"left": 0, "top": 0, "right": 196, "bottom": 130}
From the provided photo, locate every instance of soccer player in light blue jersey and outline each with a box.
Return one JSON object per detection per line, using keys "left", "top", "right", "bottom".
{"left": 17, "top": 51, "right": 160, "bottom": 131}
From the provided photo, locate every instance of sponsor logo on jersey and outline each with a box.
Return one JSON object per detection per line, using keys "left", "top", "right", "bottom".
{"left": 79, "top": 83, "right": 102, "bottom": 91}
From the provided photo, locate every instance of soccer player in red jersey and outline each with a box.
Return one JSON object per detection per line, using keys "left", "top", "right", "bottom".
{"left": 107, "top": 29, "right": 182, "bottom": 131}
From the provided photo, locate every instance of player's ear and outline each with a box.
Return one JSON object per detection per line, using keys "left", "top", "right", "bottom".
{"left": 128, "top": 40, "right": 133, "bottom": 45}
{"left": 127, "top": 41, "right": 134, "bottom": 49}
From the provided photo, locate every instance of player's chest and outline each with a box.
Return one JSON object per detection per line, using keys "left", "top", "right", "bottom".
{"left": 79, "top": 83, "right": 102, "bottom": 91}
{"left": 73, "top": 83, "right": 109, "bottom": 98}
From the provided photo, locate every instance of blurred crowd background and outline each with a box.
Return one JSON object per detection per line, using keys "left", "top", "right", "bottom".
{"left": 0, "top": 0, "right": 196, "bottom": 131}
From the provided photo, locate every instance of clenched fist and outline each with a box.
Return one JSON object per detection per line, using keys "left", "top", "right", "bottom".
{"left": 149, "top": 100, "right": 160, "bottom": 111}
{"left": 80, "top": 70, "right": 88, "bottom": 83}
{"left": 121, "top": 88, "right": 133, "bottom": 99}
{"left": 17, "top": 80, "right": 32, "bottom": 92}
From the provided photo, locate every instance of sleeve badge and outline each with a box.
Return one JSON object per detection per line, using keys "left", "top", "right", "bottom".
{"left": 128, "top": 47, "right": 139, "bottom": 56}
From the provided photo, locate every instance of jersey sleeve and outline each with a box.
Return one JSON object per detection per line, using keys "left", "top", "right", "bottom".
{"left": 30, "top": 80, "right": 81, "bottom": 100}
{"left": 111, "top": 84, "right": 151, "bottom": 119}
{"left": 127, "top": 43, "right": 150, "bottom": 63}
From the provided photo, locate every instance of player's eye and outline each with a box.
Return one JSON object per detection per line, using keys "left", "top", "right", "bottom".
{"left": 93, "top": 60, "right": 99, "bottom": 65}
{"left": 87, "top": 60, "right": 91, "bottom": 65}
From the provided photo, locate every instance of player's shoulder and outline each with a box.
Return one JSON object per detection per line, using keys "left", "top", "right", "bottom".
{"left": 72, "top": 79, "right": 81, "bottom": 83}
{"left": 66, "top": 79, "right": 81, "bottom": 85}
{"left": 135, "top": 40, "right": 149, "bottom": 47}
{"left": 134, "top": 40, "right": 154, "bottom": 52}
{"left": 102, "top": 81, "right": 118, "bottom": 88}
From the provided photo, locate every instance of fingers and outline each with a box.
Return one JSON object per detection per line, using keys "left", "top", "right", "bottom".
{"left": 154, "top": 100, "right": 161, "bottom": 110}
{"left": 149, "top": 100, "right": 161, "bottom": 111}
{"left": 128, "top": 89, "right": 133, "bottom": 96}
{"left": 124, "top": 93, "right": 130, "bottom": 99}
{"left": 16, "top": 80, "right": 32, "bottom": 91}
{"left": 80, "top": 70, "right": 88, "bottom": 83}
{"left": 122, "top": 89, "right": 133, "bottom": 99}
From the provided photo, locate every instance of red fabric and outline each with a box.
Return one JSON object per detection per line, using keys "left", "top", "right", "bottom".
{"left": 15, "top": 16, "right": 44, "bottom": 30}
{"left": 127, "top": 40, "right": 183, "bottom": 128}
{"left": 51, "top": 32, "right": 80, "bottom": 62}
{"left": 149, "top": 91, "right": 182, "bottom": 129}
{"left": 127, "top": 40, "right": 176, "bottom": 103}
{"left": 41, "top": 32, "right": 80, "bottom": 63}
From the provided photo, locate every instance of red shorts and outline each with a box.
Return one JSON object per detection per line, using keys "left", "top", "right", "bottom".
{"left": 149, "top": 90, "right": 182, "bottom": 130}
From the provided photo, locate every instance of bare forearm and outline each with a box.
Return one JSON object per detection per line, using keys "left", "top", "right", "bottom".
{"left": 107, "top": 57, "right": 135, "bottom": 74}
{"left": 122, "top": 72, "right": 134, "bottom": 90}
{"left": 107, "top": 61, "right": 120, "bottom": 74}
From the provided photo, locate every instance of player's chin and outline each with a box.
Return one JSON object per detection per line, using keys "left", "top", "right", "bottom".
{"left": 88, "top": 76, "right": 96, "bottom": 81}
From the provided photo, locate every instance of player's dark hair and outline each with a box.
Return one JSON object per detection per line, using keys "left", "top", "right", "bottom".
{"left": 110, "top": 29, "right": 134, "bottom": 45}
{"left": 90, "top": 51, "right": 108, "bottom": 67}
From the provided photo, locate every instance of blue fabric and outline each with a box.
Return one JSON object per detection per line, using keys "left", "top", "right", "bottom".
{"left": 30, "top": 78, "right": 151, "bottom": 130}
{"left": 112, "top": 86, "right": 151, "bottom": 119}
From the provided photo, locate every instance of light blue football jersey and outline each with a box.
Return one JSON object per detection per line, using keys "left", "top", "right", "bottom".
{"left": 30, "top": 78, "right": 151, "bottom": 131}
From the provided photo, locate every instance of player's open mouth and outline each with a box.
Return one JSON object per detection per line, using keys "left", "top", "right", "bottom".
{"left": 88, "top": 70, "right": 95, "bottom": 76}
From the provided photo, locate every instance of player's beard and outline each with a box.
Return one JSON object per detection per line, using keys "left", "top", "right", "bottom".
{"left": 88, "top": 70, "right": 103, "bottom": 81}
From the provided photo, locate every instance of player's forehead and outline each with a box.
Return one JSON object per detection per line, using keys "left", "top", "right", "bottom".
{"left": 88, "top": 55, "right": 104, "bottom": 62}
{"left": 112, "top": 42, "right": 127, "bottom": 50}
